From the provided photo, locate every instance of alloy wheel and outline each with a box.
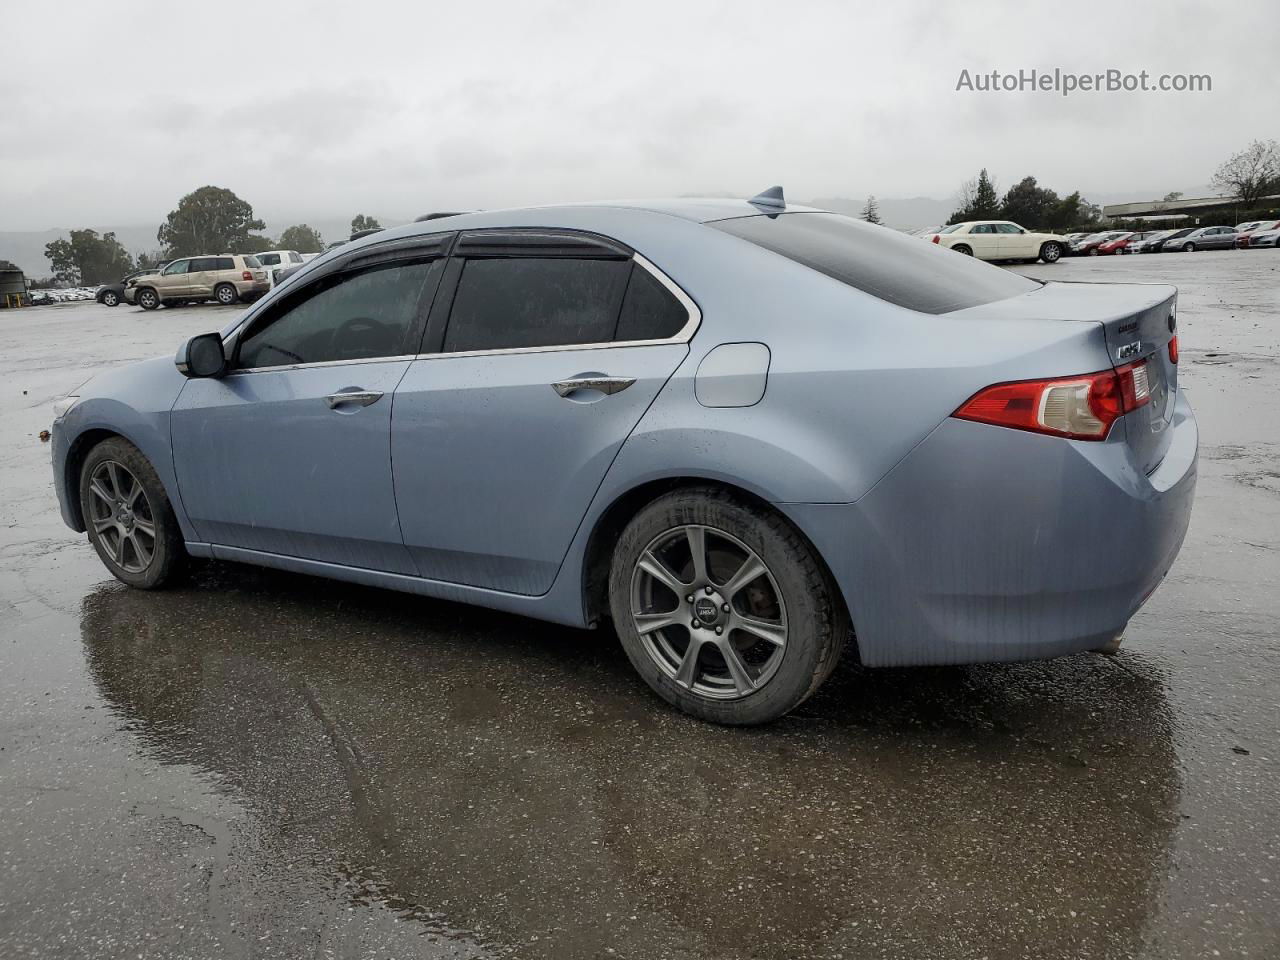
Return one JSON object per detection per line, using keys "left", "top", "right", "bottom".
{"left": 86, "top": 460, "right": 156, "bottom": 573}
{"left": 630, "top": 524, "right": 788, "bottom": 700}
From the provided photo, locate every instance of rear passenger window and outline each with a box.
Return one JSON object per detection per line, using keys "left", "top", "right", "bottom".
{"left": 191, "top": 257, "right": 219, "bottom": 271}
{"left": 443, "top": 258, "right": 631, "bottom": 352}
{"left": 616, "top": 264, "right": 688, "bottom": 341}
{"left": 237, "top": 261, "right": 435, "bottom": 369}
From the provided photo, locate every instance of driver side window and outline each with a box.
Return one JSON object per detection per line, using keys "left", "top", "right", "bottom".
{"left": 237, "top": 260, "right": 435, "bottom": 369}
{"left": 163, "top": 259, "right": 190, "bottom": 275}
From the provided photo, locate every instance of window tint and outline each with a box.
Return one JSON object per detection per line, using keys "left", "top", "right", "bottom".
{"left": 993, "top": 223, "right": 1024, "bottom": 234}
{"left": 237, "top": 260, "right": 434, "bottom": 369}
{"left": 243, "top": 255, "right": 262, "bottom": 269}
{"left": 260, "top": 253, "right": 281, "bottom": 265}
{"left": 616, "top": 263, "right": 688, "bottom": 341}
{"left": 971, "top": 224, "right": 995, "bottom": 234}
{"left": 216, "top": 256, "right": 234, "bottom": 270}
{"left": 190, "top": 257, "right": 218, "bottom": 271}
{"left": 710, "top": 213, "right": 1038, "bottom": 314}
{"left": 443, "top": 258, "right": 631, "bottom": 352}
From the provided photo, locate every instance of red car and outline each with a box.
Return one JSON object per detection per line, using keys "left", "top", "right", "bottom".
{"left": 1236, "top": 220, "right": 1280, "bottom": 248}
{"left": 1097, "top": 231, "right": 1160, "bottom": 255}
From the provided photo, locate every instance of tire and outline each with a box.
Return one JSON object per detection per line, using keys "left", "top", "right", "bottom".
{"left": 1183, "top": 242, "right": 1196, "bottom": 252}
{"left": 1040, "top": 241, "right": 1063, "bottom": 263}
{"left": 214, "top": 283, "right": 238, "bottom": 305}
{"left": 101, "top": 290, "right": 120, "bottom": 307}
{"left": 952, "top": 244, "right": 973, "bottom": 257}
{"left": 1088, "top": 247, "right": 1099, "bottom": 256}
{"left": 79, "top": 437, "right": 186, "bottom": 589}
{"left": 608, "top": 487, "right": 848, "bottom": 725}
{"left": 137, "top": 287, "right": 159, "bottom": 310}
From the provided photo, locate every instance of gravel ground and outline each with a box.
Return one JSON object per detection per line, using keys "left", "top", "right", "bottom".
{"left": 1, "top": 249, "right": 1278, "bottom": 959}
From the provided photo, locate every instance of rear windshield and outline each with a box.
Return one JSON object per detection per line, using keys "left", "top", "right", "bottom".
{"left": 710, "top": 212, "right": 1038, "bottom": 314}
{"left": 243, "top": 255, "right": 262, "bottom": 268}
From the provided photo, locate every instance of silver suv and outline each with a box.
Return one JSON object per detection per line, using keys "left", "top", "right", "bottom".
{"left": 125, "top": 254, "right": 269, "bottom": 309}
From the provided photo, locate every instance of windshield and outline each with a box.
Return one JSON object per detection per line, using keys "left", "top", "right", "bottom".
{"left": 710, "top": 212, "right": 1039, "bottom": 315}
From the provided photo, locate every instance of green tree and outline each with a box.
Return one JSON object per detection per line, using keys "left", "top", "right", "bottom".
{"left": 1000, "top": 176, "right": 1059, "bottom": 228}
{"left": 350, "top": 214, "right": 382, "bottom": 234}
{"left": 135, "top": 250, "right": 165, "bottom": 270}
{"left": 949, "top": 168, "right": 1001, "bottom": 223}
{"left": 278, "top": 224, "right": 325, "bottom": 253}
{"left": 44, "top": 230, "right": 135, "bottom": 285}
{"left": 1211, "top": 139, "right": 1280, "bottom": 206}
{"left": 157, "top": 186, "right": 268, "bottom": 257}
{"left": 860, "top": 195, "right": 882, "bottom": 224}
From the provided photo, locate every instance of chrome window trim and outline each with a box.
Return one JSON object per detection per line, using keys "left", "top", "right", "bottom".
{"left": 224, "top": 251, "right": 701, "bottom": 375}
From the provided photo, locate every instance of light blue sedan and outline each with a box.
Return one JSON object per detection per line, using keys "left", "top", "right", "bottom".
{"left": 50, "top": 190, "right": 1197, "bottom": 724}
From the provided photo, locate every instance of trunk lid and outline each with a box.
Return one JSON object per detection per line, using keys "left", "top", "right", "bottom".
{"left": 960, "top": 281, "right": 1178, "bottom": 473}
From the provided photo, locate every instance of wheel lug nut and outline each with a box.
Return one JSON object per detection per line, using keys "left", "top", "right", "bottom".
{"left": 686, "top": 594, "right": 694, "bottom": 603}
{"left": 704, "top": 586, "right": 714, "bottom": 595}
{"left": 691, "top": 620, "right": 700, "bottom": 629}
{"left": 715, "top": 626, "right": 723, "bottom": 635}
{"left": 721, "top": 603, "right": 730, "bottom": 613}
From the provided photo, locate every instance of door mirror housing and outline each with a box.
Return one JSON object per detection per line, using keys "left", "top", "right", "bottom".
{"left": 176, "top": 332, "right": 228, "bottom": 379}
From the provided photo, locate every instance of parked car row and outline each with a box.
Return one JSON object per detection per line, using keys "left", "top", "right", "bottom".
{"left": 1063, "top": 219, "right": 1280, "bottom": 256}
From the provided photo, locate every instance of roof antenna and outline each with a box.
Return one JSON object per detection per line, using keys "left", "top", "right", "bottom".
{"left": 748, "top": 185, "right": 786, "bottom": 210}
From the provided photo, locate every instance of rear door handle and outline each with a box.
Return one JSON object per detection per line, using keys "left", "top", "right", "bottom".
{"left": 324, "top": 390, "right": 383, "bottom": 409}
{"left": 551, "top": 377, "right": 636, "bottom": 398}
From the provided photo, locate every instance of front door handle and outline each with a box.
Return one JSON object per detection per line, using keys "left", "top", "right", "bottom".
{"left": 324, "top": 390, "right": 383, "bottom": 409}
{"left": 551, "top": 376, "right": 636, "bottom": 398}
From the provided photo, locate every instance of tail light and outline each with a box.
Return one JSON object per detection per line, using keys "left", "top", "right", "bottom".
{"left": 1168, "top": 335, "right": 1179, "bottom": 364}
{"left": 931, "top": 234, "right": 940, "bottom": 244}
{"left": 241, "top": 270, "right": 253, "bottom": 280}
{"left": 954, "top": 361, "right": 1151, "bottom": 441}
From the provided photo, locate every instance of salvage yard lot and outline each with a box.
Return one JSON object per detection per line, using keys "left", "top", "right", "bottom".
{"left": 1, "top": 250, "right": 1278, "bottom": 958}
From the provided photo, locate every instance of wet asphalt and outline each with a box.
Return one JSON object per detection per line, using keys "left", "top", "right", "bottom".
{"left": 1, "top": 251, "right": 1277, "bottom": 959}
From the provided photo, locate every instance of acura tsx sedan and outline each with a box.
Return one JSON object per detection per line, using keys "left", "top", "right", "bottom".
{"left": 50, "top": 189, "right": 1197, "bottom": 725}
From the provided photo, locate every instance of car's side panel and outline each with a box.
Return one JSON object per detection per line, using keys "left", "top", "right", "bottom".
{"left": 391, "top": 343, "right": 687, "bottom": 594}
{"left": 171, "top": 361, "right": 418, "bottom": 574}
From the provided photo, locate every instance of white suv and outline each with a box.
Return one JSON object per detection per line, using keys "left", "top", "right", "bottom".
{"left": 257, "top": 249, "right": 306, "bottom": 286}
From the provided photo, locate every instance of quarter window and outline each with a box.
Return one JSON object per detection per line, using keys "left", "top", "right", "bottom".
{"left": 443, "top": 258, "right": 631, "bottom": 352}
{"left": 616, "top": 263, "right": 688, "bottom": 341}
{"left": 216, "top": 257, "right": 234, "bottom": 270}
{"left": 237, "top": 260, "right": 435, "bottom": 369}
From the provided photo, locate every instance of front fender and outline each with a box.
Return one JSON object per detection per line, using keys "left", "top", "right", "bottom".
{"left": 53, "top": 356, "right": 194, "bottom": 539}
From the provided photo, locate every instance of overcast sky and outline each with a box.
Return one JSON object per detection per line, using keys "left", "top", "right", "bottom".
{"left": 1, "top": 0, "right": 1276, "bottom": 230}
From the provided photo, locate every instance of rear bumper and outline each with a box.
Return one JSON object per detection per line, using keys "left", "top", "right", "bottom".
{"left": 781, "top": 390, "right": 1198, "bottom": 667}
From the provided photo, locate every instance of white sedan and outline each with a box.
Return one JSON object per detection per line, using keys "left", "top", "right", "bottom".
{"left": 930, "top": 221, "right": 1067, "bottom": 263}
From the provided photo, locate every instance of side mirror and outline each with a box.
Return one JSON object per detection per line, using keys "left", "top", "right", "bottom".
{"left": 175, "top": 332, "right": 228, "bottom": 379}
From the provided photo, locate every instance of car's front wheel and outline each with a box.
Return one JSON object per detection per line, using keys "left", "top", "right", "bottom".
{"left": 100, "top": 290, "right": 120, "bottom": 306}
{"left": 608, "top": 488, "right": 847, "bottom": 725}
{"left": 1183, "top": 242, "right": 1196, "bottom": 252}
{"left": 1040, "top": 241, "right": 1064, "bottom": 263}
{"left": 79, "top": 437, "right": 185, "bottom": 589}
{"left": 136, "top": 288, "right": 159, "bottom": 310}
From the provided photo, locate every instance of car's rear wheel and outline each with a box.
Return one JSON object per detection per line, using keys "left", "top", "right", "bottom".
{"left": 214, "top": 283, "right": 238, "bottom": 305}
{"left": 136, "top": 288, "right": 159, "bottom": 310}
{"left": 101, "top": 290, "right": 120, "bottom": 306}
{"left": 608, "top": 488, "right": 847, "bottom": 725}
{"left": 952, "top": 244, "right": 973, "bottom": 256}
{"left": 79, "top": 438, "right": 185, "bottom": 589}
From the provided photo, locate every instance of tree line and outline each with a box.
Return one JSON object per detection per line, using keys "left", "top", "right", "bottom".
{"left": 945, "top": 139, "right": 1279, "bottom": 231}
{"left": 42, "top": 184, "right": 384, "bottom": 286}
